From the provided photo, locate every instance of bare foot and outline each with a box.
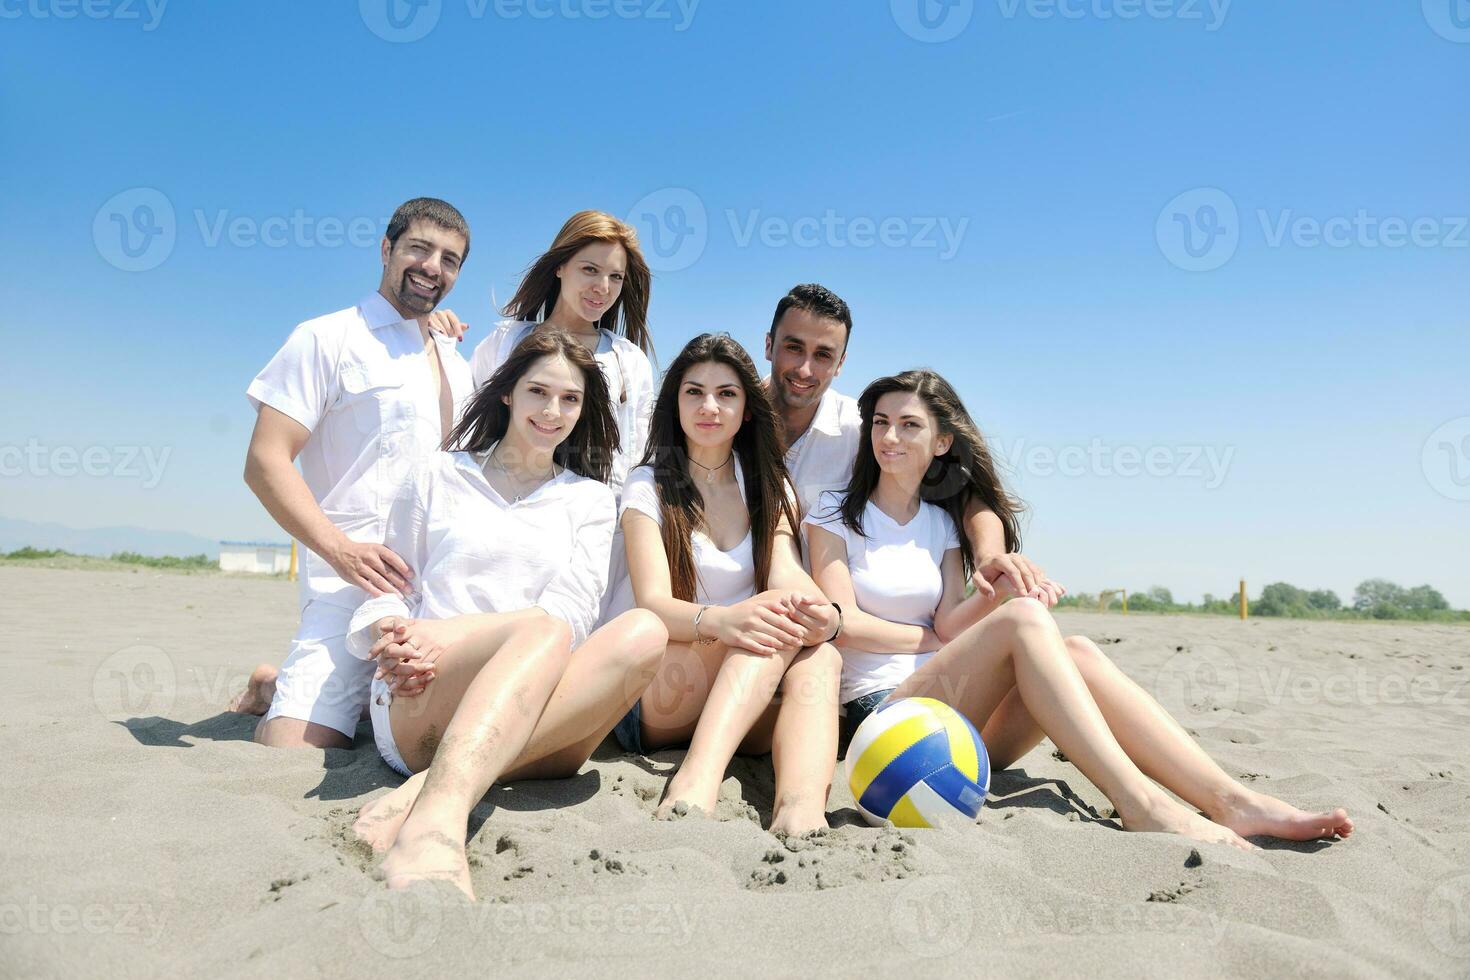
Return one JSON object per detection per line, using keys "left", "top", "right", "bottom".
{"left": 768, "top": 794, "right": 829, "bottom": 836}
{"left": 353, "top": 772, "right": 427, "bottom": 854}
{"left": 227, "top": 664, "right": 277, "bottom": 715}
{"left": 1122, "top": 797, "right": 1259, "bottom": 852}
{"left": 1212, "top": 789, "right": 1353, "bottom": 841}
{"left": 380, "top": 829, "right": 474, "bottom": 900}
{"left": 654, "top": 767, "right": 721, "bottom": 819}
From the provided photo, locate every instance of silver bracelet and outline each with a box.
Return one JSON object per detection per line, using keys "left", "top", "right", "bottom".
{"left": 692, "top": 604, "right": 711, "bottom": 644}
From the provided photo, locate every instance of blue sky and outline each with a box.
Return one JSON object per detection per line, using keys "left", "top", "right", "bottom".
{"left": 2, "top": 0, "right": 1467, "bottom": 606}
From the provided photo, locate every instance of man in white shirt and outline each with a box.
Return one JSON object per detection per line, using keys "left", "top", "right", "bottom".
{"left": 764, "top": 283, "right": 1056, "bottom": 600}
{"left": 230, "top": 198, "right": 476, "bottom": 750}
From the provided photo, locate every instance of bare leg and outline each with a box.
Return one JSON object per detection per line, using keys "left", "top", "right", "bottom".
{"left": 894, "top": 599, "right": 1255, "bottom": 850}
{"left": 252, "top": 715, "right": 352, "bottom": 749}
{"left": 765, "top": 643, "right": 841, "bottom": 836}
{"left": 228, "top": 663, "right": 277, "bottom": 715}
{"left": 656, "top": 641, "right": 809, "bottom": 817}
{"left": 354, "top": 611, "right": 668, "bottom": 855}
{"left": 379, "top": 616, "right": 574, "bottom": 898}
{"left": 983, "top": 636, "right": 1353, "bottom": 841}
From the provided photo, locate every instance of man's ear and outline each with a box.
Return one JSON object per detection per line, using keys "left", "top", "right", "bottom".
{"left": 763, "top": 331, "right": 774, "bottom": 362}
{"left": 380, "top": 236, "right": 392, "bottom": 268}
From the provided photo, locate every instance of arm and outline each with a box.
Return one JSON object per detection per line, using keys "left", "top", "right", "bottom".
{"left": 934, "top": 548, "right": 1015, "bottom": 643}
{"left": 622, "top": 508, "right": 804, "bottom": 655}
{"left": 766, "top": 518, "right": 839, "bottom": 646}
{"left": 805, "top": 523, "right": 940, "bottom": 655}
{"left": 535, "top": 489, "right": 615, "bottom": 647}
{"left": 244, "top": 405, "right": 411, "bottom": 597}
{"left": 963, "top": 497, "right": 1065, "bottom": 606}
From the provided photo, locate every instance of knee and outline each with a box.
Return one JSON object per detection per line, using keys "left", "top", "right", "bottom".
{"left": 522, "top": 613, "right": 574, "bottom": 654}
{"left": 1064, "top": 634, "right": 1107, "bottom": 673}
{"left": 806, "top": 641, "right": 843, "bottom": 678}
{"left": 996, "top": 595, "right": 1055, "bottom": 632}
{"left": 616, "top": 609, "right": 669, "bottom": 670}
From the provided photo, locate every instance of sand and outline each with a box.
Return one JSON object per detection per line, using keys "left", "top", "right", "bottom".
{"left": 4, "top": 563, "right": 1469, "bottom": 979}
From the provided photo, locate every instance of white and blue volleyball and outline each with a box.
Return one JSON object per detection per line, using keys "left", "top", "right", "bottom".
{"left": 845, "top": 697, "right": 991, "bottom": 828}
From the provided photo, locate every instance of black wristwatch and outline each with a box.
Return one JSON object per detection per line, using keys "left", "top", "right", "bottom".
{"left": 827, "top": 602, "right": 844, "bottom": 643}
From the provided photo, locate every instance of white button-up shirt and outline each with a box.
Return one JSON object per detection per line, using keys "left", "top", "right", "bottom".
{"left": 345, "top": 451, "right": 615, "bottom": 654}
{"left": 247, "top": 292, "right": 474, "bottom": 609}
{"left": 471, "top": 320, "right": 655, "bottom": 496}
{"left": 783, "top": 385, "right": 863, "bottom": 520}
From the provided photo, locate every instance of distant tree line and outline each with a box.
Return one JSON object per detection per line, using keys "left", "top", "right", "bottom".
{"left": 1056, "top": 580, "right": 1468, "bottom": 623}
{"left": 3, "top": 547, "right": 214, "bottom": 570}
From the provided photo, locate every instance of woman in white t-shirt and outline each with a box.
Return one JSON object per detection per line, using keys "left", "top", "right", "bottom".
{"left": 807, "top": 370, "right": 1353, "bottom": 849}
{"left": 614, "top": 333, "right": 844, "bottom": 836}
{"left": 346, "top": 329, "right": 668, "bottom": 899}
{"left": 433, "top": 210, "right": 656, "bottom": 495}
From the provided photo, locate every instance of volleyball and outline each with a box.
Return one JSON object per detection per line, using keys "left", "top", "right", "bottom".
{"left": 845, "top": 697, "right": 991, "bottom": 828}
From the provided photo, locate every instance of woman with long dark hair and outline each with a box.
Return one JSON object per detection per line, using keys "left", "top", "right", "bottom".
{"left": 807, "top": 369, "right": 1353, "bottom": 846}
{"left": 611, "top": 333, "right": 843, "bottom": 835}
{"left": 345, "top": 329, "right": 667, "bottom": 898}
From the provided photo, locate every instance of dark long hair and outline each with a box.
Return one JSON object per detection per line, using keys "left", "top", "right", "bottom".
{"left": 502, "top": 210, "right": 653, "bottom": 359}
{"left": 638, "top": 333, "right": 799, "bottom": 602}
{"left": 444, "top": 328, "right": 618, "bottom": 483}
{"left": 839, "top": 370, "right": 1024, "bottom": 579}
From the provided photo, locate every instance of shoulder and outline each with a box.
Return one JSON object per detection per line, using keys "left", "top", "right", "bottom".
{"left": 922, "top": 501, "right": 961, "bottom": 546}
{"left": 607, "top": 333, "right": 654, "bottom": 375}
{"left": 807, "top": 489, "right": 849, "bottom": 527}
{"left": 561, "top": 470, "right": 617, "bottom": 508}
{"left": 286, "top": 303, "right": 360, "bottom": 349}
{"left": 830, "top": 389, "right": 863, "bottom": 429}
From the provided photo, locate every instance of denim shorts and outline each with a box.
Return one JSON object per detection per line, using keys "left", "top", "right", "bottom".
{"left": 612, "top": 698, "right": 644, "bottom": 754}
{"left": 843, "top": 688, "right": 897, "bottom": 732}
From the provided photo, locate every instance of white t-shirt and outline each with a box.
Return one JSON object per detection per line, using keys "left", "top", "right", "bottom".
{"left": 781, "top": 386, "right": 863, "bottom": 520}
{"left": 345, "top": 449, "right": 615, "bottom": 654}
{"left": 804, "top": 489, "right": 960, "bottom": 703}
{"left": 471, "top": 320, "right": 655, "bottom": 495}
{"left": 247, "top": 292, "right": 475, "bottom": 610}
{"left": 618, "top": 459, "right": 756, "bottom": 608}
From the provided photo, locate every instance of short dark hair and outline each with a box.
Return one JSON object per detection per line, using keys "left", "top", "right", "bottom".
{"left": 386, "top": 197, "right": 471, "bottom": 261}
{"left": 768, "top": 283, "right": 852, "bottom": 340}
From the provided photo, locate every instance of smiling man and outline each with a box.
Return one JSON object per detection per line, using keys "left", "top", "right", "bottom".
{"left": 229, "top": 198, "right": 476, "bottom": 750}
{"left": 764, "top": 282, "right": 1058, "bottom": 602}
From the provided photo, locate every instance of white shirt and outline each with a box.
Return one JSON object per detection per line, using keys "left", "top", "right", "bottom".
{"left": 471, "top": 320, "right": 655, "bottom": 495}
{"left": 782, "top": 386, "right": 863, "bottom": 520}
{"left": 804, "top": 489, "right": 960, "bottom": 703}
{"left": 247, "top": 293, "right": 475, "bottom": 609}
{"left": 619, "top": 459, "right": 756, "bottom": 608}
{"left": 345, "top": 450, "right": 615, "bottom": 656}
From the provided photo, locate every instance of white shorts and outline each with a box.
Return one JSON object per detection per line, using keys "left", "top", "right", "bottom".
{"left": 369, "top": 679, "right": 413, "bottom": 777}
{"left": 264, "top": 600, "right": 374, "bottom": 738}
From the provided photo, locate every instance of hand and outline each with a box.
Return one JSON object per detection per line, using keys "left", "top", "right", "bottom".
{"left": 330, "top": 539, "right": 413, "bottom": 597}
{"left": 972, "top": 553, "right": 1064, "bottom": 606}
{"left": 370, "top": 617, "right": 470, "bottom": 695}
{"left": 707, "top": 591, "right": 807, "bottom": 656}
{"left": 420, "top": 308, "right": 469, "bottom": 342}
{"left": 777, "top": 592, "right": 838, "bottom": 646}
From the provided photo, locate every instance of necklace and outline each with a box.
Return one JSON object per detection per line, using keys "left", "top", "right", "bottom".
{"left": 688, "top": 453, "right": 734, "bottom": 485}
{"left": 488, "top": 448, "right": 555, "bottom": 503}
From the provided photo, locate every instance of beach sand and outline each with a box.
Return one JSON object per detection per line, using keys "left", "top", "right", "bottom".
{"left": 5, "top": 564, "right": 1469, "bottom": 978}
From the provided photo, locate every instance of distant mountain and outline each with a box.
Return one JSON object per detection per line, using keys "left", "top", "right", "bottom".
{"left": 0, "top": 517, "right": 225, "bottom": 559}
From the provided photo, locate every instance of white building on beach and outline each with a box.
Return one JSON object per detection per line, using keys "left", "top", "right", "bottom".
{"left": 218, "top": 541, "right": 292, "bottom": 575}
